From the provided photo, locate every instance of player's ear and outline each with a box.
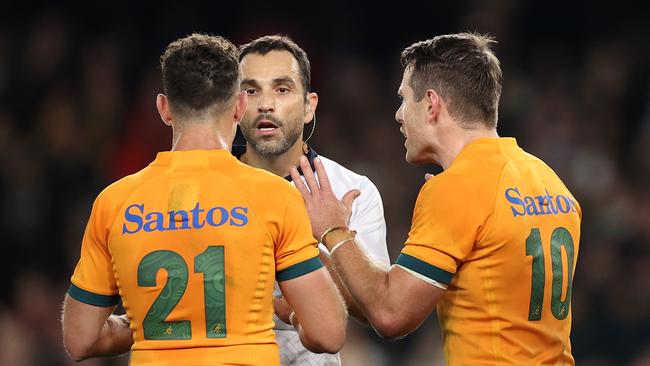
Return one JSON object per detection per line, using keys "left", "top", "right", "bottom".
{"left": 156, "top": 94, "right": 173, "bottom": 126}
{"left": 233, "top": 91, "right": 248, "bottom": 124}
{"left": 304, "top": 92, "right": 318, "bottom": 124}
{"left": 425, "top": 89, "right": 441, "bottom": 123}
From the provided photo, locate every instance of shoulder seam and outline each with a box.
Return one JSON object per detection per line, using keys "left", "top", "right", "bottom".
{"left": 478, "top": 160, "right": 510, "bottom": 247}
{"left": 106, "top": 169, "right": 167, "bottom": 243}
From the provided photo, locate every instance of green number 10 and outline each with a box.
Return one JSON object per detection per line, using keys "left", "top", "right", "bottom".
{"left": 525, "top": 227, "right": 575, "bottom": 321}
{"left": 137, "top": 246, "right": 226, "bottom": 340}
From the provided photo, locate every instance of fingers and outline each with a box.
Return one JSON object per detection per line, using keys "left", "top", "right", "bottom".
{"left": 341, "top": 189, "right": 361, "bottom": 210}
{"left": 299, "top": 156, "right": 320, "bottom": 196}
{"left": 313, "top": 157, "right": 333, "bottom": 192}
{"left": 424, "top": 173, "right": 434, "bottom": 181}
{"left": 291, "top": 156, "right": 338, "bottom": 202}
{"left": 290, "top": 166, "right": 310, "bottom": 196}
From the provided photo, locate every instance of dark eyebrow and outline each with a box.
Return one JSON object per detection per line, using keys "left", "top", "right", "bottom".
{"left": 272, "top": 77, "right": 297, "bottom": 87}
{"left": 240, "top": 79, "right": 260, "bottom": 87}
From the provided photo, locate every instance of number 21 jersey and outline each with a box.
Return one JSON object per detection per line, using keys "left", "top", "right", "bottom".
{"left": 69, "top": 149, "right": 322, "bottom": 365}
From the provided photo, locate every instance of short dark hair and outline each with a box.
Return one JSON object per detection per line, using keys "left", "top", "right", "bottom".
{"left": 160, "top": 33, "right": 240, "bottom": 117}
{"left": 239, "top": 35, "right": 311, "bottom": 95}
{"left": 400, "top": 32, "right": 503, "bottom": 128}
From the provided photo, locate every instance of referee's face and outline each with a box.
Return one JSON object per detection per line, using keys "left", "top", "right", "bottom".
{"left": 239, "top": 51, "right": 309, "bottom": 156}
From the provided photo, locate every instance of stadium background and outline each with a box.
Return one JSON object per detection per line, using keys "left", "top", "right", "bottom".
{"left": 1, "top": 1, "right": 649, "bottom": 365}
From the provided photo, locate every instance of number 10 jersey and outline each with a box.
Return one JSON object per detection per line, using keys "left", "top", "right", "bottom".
{"left": 396, "top": 138, "right": 581, "bottom": 365}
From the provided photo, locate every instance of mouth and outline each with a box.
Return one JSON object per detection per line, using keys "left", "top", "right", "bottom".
{"left": 400, "top": 128, "right": 407, "bottom": 138}
{"left": 255, "top": 119, "right": 279, "bottom": 135}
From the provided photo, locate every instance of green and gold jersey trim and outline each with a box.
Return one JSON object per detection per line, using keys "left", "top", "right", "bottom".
{"left": 395, "top": 253, "right": 453, "bottom": 286}
{"left": 68, "top": 284, "right": 120, "bottom": 307}
{"left": 276, "top": 257, "right": 324, "bottom": 281}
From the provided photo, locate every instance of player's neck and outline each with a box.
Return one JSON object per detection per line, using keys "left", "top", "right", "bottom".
{"left": 171, "top": 122, "right": 233, "bottom": 152}
{"left": 241, "top": 141, "right": 305, "bottom": 178}
{"left": 439, "top": 127, "right": 499, "bottom": 170}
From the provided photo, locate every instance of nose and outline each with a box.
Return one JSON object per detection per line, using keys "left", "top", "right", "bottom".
{"left": 257, "top": 91, "right": 274, "bottom": 114}
{"left": 395, "top": 104, "right": 404, "bottom": 124}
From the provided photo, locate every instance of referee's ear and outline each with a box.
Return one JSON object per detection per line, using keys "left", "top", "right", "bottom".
{"left": 156, "top": 94, "right": 173, "bottom": 126}
{"left": 304, "top": 92, "right": 318, "bottom": 124}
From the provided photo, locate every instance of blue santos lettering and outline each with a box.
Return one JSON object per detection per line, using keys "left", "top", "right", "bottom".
{"left": 505, "top": 187, "right": 526, "bottom": 217}
{"left": 524, "top": 196, "right": 540, "bottom": 216}
{"left": 504, "top": 187, "right": 577, "bottom": 218}
{"left": 122, "top": 202, "right": 249, "bottom": 234}
{"left": 144, "top": 211, "right": 165, "bottom": 232}
{"left": 230, "top": 207, "right": 248, "bottom": 226}
{"left": 123, "top": 204, "right": 144, "bottom": 234}
{"left": 206, "top": 207, "right": 229, "bottom": 227}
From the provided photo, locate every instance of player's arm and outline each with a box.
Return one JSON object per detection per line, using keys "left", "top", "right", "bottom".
{"left": 63, "top": 192, "right": 133, "bottom": 361}
{"left": 61, "top": 294, "right": 133, "bottom": 361}
{"left": 321, "top": 229, "right": 444, "bottom": 338}
{"left": 318, "top": 247, "right": 369, "bottom": 326}
{"left": 290, "top": 156, "right": 444, "bottom": 338}
{"left": 273, "top": 248, "right": 368, "bottom": 327}
{"left": 277, "top": 266, "right": 347, "bottom": 353}
{"left": 333, "top": 177, "right": 389, "bottom": 325}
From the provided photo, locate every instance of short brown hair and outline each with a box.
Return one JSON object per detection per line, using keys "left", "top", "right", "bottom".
{"left": 160, "top": 33, "right": 240, "bottom": 117}
{"left": 239, "top": 35, "right": 311, "bottom": 96}
{"left": 401, "top": 32, "right": 502, "bottom": 128}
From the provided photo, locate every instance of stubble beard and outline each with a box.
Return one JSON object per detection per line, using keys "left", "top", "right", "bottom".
{"left": 242, "top": 115, "right": 303, "bottom": 156}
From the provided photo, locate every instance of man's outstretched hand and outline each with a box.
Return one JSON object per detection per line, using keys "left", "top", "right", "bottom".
{"left": 290, "top": 156, "right": 360, "bottom": 240}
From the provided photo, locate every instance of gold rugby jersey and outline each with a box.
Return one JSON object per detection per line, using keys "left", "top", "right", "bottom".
{"left": 397, "top": 138, "right": 580, "bottom": 365}
{"left": 69, "top": 149, "right": 322, "bottom": 365}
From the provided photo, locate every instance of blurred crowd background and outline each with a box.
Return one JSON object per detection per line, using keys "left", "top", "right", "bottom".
{"left": 1, "top": 1, "right": 649, "bottom": 365}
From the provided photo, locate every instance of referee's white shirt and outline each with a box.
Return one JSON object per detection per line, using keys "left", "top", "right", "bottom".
{"left": 274, "top": 154, "right": 389, "bottom": 366}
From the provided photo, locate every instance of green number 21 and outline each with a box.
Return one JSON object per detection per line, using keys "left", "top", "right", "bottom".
{"left": 137, "top": 246, "right": 226, "bottom": 340}
{"left": 526, "top": 227, "right": 575, "bottom": 321}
